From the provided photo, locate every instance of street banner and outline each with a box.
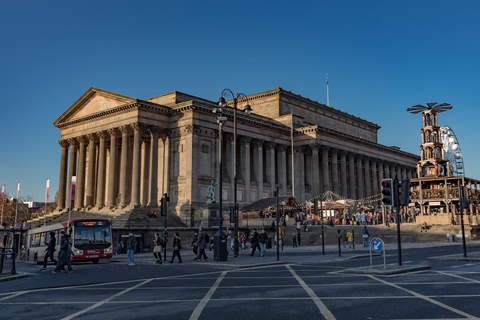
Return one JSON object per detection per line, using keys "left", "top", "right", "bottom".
{"left": 45, "top": 179, "right": 50, "bottom": 202}
{"left": 71, "top": 176, "right": 76, "bottom": 200}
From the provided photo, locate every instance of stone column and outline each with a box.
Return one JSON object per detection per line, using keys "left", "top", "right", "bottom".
{"left": 371, "top": 159, "right": 379, "bottom": 196}
{"left": 106, "top": 129, "right": 118, "bottom": 208}
{"left": 75, "top": 136, "right": 87, "bottom": 209}
{"left": 321, "top": 146, "right": 330, "bottom": 193}
{"left": 130, "top": 123, "right": 143, "bottom": 206}
{"left": 384, "top": 161, "right": 391, "bottom": 179}
{"left": 85, "top": 134, "right": 96, "bottom": 209}
{"left": 348, "top": 153, "right": 356, "bottom": 199}
{"left": 340, "top": 150, "right": 348, "bottom": 198}
{"left": 119, "top": 125, "right": 130, "bottom": 207}
{"left": 294, "top": 146, "right": 305, "bottom": 201}
{"left": 402, "top": 166, "right": 407, "bottom": 180}
{"left": 67, "top": 139, "right": 77, "bottom": 208}
{"left": 331, "top": 148, "right": 339, "bottom": 195}
{"left": 277, "top": 144, "right": 288, "bottom": 196}
{"left": 252, "top": 139, "right": 264, "bottom": 200}
{"left": 378, "top": 160, "right": 384, "bottom": 182}
{"left": 356, "top": 154, "right": 364, "bottom": 199}
{"left": 57, "top": 140, "right": 69, "bottom": 211}
{"left": 240, "top": 136, "right": 251, "bottom": 203}
{"left": 310, "top": 144, "right": 320, "bottom": 197}
{"left": 363, "top": 156, "right": 371, "bottom": 197}
{"left": 147, "top": 126, "right": 159, "bottom": 206}
{"left": 265, "top": 141, "right": 276, "bottom": 197}
{"left": 95, "top": 131, "right": 107, "bottom": 209}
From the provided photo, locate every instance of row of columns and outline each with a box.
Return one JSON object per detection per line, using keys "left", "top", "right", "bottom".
{"left": 57, "top": 123, "right": 164, "bottom": 211}
{"left": 223, "top": 137, "right": 415, "bottom": 203}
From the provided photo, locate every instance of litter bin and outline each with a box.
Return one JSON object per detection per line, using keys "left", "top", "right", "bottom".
{"left": 213, "top": 230, "right": 227, "bottom": 261}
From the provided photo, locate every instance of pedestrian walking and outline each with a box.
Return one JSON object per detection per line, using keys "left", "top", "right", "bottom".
{"left": 362, "top": 226, "right": 370, "bottom": 248}
{"left": 117, "top": 241, "right": 124, "bottom": 255}
{"left": 292, "top": 233, "right": 297, "bottom": 247}
{"left": 52, "top": 231, "right": 73, "bottom": 274}
{"left": 297, "top": 231, "right": 301, "bottom": 246}
{"left": 191, "top": 231, "right": 199, "bottom": 258}
{"left": 170, "top": 232, "right": 182, "bottom": 263}
{"left": 341, "top": 229, "right": 347, "bottom": 248}
{"left": 42, "top": 231, "right": 57, "bottom": 271}
{"left": 226, "top": 229, "right": 232, "bottom": 255}
{"left": 258, "top": 229, "right": 268, "bottom": 258}
{"left": 250, "top": 228, "right": 260, "bottom": 256}
{"left": 196, "top": 226, "right": 208, "bottom": 262}
{"left": 346, "top": 230, "right": 354, "bottom": 248}
{"left": 153, "top": 232, "right": 164, "bottom": 264}
{"left": 126, "top": 231, "right": 136, "bottom": 265}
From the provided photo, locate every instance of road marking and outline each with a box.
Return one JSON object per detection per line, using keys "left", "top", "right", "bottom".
{"left": 0, "top": 292, "right": 26, "bottom": 301}
{"left": 435, "top": 271, "right": 480, "bottom": 284}
{"left": 61, "top": 279, "right": 152, "bottom": 320}
{"left": 189, "top": 271, "right": 227, "bottom": 320}
{"left": 287, "top": 265, "right": 336, "bottom": 320}
{"left": 369, "top": 275, "right": 478, "bottom": 319}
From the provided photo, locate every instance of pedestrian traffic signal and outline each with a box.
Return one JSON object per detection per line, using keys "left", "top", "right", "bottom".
{"left": 399, "top": 179, "right": 411, "bottom": 206}
{"left": 381, "top": 179, "right": 396, "bottom": 207}
{"left": 460, "top": 186, "right": 470, "bottom": 209}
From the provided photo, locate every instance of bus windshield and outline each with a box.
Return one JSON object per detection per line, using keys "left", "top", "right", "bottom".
{"left": 74, "top": 224, "right": 112, "bottom": 250}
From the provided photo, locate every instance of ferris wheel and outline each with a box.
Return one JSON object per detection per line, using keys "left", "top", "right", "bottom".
{"left": 440, "top": 126, "right": 465, "bottom": 177}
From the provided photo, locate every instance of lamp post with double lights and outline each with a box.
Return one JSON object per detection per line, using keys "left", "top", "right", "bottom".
{"left": 212, "top": 102, "right": 228, "bottom": 261}
{"left": 218, "top": 89, "right": 252, "bottom": 258}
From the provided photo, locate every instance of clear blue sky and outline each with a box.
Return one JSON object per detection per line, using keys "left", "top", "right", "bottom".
{"left": 1, "top": 1, "right": 479, "bottom": 201}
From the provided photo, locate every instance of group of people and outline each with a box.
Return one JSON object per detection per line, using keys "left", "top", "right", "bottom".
{"left": 40, "top": 230, "right": 74, "bottom": 274}
{"left": 336, "top": 226, "right": 371, "bottom": 248}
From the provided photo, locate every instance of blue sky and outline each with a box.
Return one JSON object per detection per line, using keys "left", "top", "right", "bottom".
{"left": 1, "top": 1, "right": 479, "bottom": 201}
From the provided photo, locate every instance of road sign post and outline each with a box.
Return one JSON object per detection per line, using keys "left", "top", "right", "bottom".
{"left": 370, "top": 237, "right": 386, "bottom": 269}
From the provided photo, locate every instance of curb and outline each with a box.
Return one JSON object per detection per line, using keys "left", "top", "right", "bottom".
{"left": 344, "top": 264, "right": 431, "bottom": 275}
{"left": 0, "top": 273, "right": 29, "bottom": 282}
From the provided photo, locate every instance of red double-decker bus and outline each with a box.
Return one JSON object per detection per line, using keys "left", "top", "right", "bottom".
{"left": 27, "top": 219, "right": 113, "bottom": 264}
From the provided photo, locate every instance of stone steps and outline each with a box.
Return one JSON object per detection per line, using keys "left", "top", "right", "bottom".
{"left": 282, "top": 224, "right": 457, "bottom": 246}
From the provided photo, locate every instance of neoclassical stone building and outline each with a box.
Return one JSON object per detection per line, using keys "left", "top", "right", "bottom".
{"left": 54, "top": 87, "right": 418, "bottom": 223}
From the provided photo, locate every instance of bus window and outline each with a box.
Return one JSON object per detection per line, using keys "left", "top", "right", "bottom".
{"left": 30, "top": 235, "right": 34, "bottom": 248}
{"left": 40, "top": 233, "right": 46, "bottom": 247}
{"left": 34, "top": 234, "right": 40, "bottom": 247}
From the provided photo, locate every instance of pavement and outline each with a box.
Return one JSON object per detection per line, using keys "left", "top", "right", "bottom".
{"left": 2, "top": 240, "right": 478, "bottom": 281}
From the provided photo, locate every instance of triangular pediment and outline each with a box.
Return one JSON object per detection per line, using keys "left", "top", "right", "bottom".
{"left": 54, "top": 88, "right": 137, "bottom": 127}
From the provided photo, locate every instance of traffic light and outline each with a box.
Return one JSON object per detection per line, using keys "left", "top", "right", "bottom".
{"left": 160, "top": 194, "right": 170, "bottom": 216}
{"left": 399, "top": 179, "right": 411, "bottom": 206}
{"left": 381, "top": 179, "right": 396, "bottom": 207}
{"left": 460, "top": 186, "right": 470, "bottom": 209}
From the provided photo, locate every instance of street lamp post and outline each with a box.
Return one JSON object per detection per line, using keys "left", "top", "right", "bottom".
{"left": 212, "top": 103, "right": 227, "bottom": 261}
{"left": 218, "top": 89, "right": 252, "bottom": 258}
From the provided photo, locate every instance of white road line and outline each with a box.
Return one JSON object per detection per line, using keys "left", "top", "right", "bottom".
{"left": 189, "top": 271, "right": 227, "bottom": 320}
{"left": 287, "top": 265, "right": 336, "bottom": 320}
{"left": 0, "top": 292, "right": 26, "bottom": 302}
{"left": 61, "top": 279, "right": 152, "bottom": 320}
{"left": 369, "top": 275, "right": 478, "bottom": 319}
{"left": 435, "top": 271, "right": 480, "bottom": 284}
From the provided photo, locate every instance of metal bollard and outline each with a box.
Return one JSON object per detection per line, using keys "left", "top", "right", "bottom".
{"left": 11, "top": 244, "right": 17, "bottom": 275}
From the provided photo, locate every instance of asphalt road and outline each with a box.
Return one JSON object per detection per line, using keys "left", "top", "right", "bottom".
{"left": 1, "top": 245, "right": 480, "bottom": 320}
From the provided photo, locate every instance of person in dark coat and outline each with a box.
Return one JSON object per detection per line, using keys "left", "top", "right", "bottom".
{"left": 191, "top": 231, "right": 199, "bottom": 258}
{"left": 52, "top": 231, "right": 73, "bottom": 274}
{"left": 250, "top": 228, "right": 260, "bottom": 256}
{"left": 258, "top": 229, "right": 268, "bottom": 258}
{"left": 196, "top": 226, "right": 208, "bottom": 262}
{"left": 42, "top": 231, "right": 57, "bottom": 271}
{"left": 169, "top": 232, "right": 182, "bottom": 263}
{"left": 126, "top": 231, "right": 136, "bottom": 265}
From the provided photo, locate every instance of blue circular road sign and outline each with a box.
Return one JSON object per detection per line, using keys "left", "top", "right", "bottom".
{"left": 371, "top": 239, "right": 383, "bottom": 253}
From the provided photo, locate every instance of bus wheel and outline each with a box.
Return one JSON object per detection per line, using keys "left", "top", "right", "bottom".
{"left": 34, "top": 254, "right": 39, "bottom": 265}
{"left": 92, "top": 259, "right": 99, "bottom": 264}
